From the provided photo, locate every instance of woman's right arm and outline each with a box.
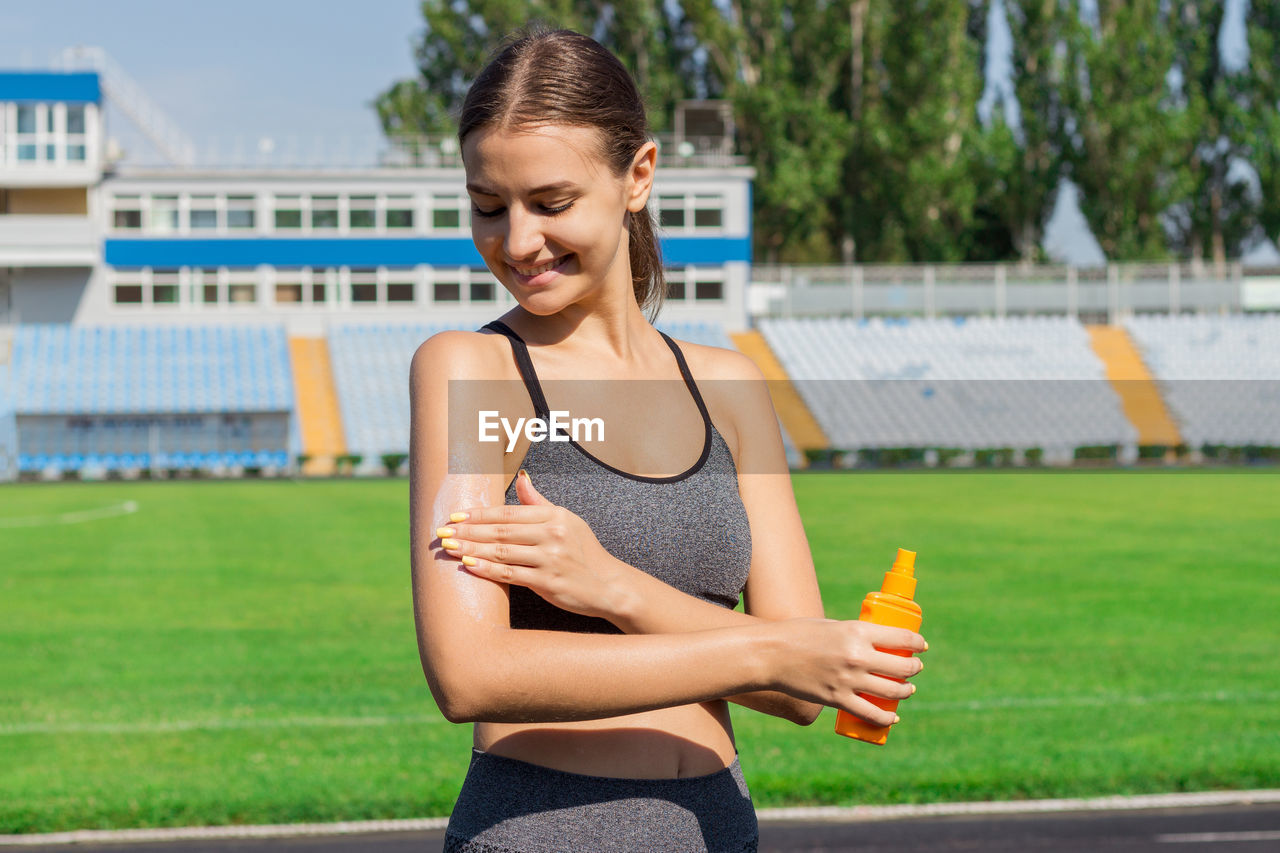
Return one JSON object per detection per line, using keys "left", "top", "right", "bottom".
{"left": 410, "top": 332, "right": 918, "bottom": 725}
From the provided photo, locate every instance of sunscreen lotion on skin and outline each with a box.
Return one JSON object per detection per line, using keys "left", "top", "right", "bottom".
{"left": 835, "top": 548, "right": 922, "bottom": 745}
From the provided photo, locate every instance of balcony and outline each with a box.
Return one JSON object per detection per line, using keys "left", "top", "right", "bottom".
{"left": 0, "top": 215, "right": 98, "bottom": 266}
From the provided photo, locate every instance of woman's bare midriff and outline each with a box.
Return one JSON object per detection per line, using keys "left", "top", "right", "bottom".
{"left": 474, "top": 700, "right": 738, "bottom": 779}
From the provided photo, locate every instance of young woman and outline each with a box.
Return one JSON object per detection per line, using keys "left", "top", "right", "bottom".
{"left": 409, "top": 28, "right": 926, "bottom": 852}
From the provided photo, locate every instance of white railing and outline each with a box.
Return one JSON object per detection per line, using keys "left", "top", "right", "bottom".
{"left": 105, "top": 132, "right": 746, "bottom": 171}
{"left": 749, "top": 262, "right": 1276, "bottom": 322}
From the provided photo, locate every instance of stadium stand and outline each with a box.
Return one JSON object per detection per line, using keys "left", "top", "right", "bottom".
{"left": 1124, "top": 314, "right": 1280, "bottom": 447}
{"left": 11, "top": 325, "right": 294, "bottom": 473}
{"left": 327, "top": 324, "right": 466, "bottom": 468}
{"left": 0, "top": 328, "right": 15, "bottom": 479}
{"left": 759, "top": 315, "right": 1138, "bottom": 459}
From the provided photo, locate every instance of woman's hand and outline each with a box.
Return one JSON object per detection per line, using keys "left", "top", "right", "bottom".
{"left": 437, "top": 470, "right": 630, "bottom": 620}
{"left": 764, "top": 618, "right": 926, "bottom": 727}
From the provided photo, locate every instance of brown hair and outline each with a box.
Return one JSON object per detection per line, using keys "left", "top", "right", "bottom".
{"left": 459, "top": 28, "right": 665, "bottom": 319}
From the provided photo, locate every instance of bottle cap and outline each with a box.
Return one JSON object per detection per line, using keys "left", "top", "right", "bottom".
{"left": 882, "top": 548, "right": 917, "bottom": 599}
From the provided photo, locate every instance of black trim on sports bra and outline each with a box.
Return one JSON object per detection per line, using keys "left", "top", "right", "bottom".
{"left": 480, "top": 319, "right": 714, "bottom": 484}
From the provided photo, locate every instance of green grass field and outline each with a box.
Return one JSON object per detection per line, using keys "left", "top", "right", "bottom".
{"left": 1, "top": 471, "right": 1277, "bottom": 833}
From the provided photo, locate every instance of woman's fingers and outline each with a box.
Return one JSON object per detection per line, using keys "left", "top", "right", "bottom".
{"left": 455, "top": 554, "right": 527, "bottom": 586}
{"left": 439, "top": 522, "right": 543, "bottom": 546}
{"left": 445, "top": 504, "right": 555, "bottom": 526}
{"left": 866, "top": 625, "right": 928, "bottom": 655}
{"left": 441, "top": 538, "right": 542, "bottom": 568}
{"left": 843, "top": 693, "right": 902, "bottom": 728}
{"left": 869, "top": 648, "right": 925, "bottom": 681}
{"left": 857, "top": 671, "right": 918, "bottom": 702}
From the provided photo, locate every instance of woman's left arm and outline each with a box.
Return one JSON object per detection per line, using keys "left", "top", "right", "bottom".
{"left": 444, "top": 349, "right": 829, "bottom": 725}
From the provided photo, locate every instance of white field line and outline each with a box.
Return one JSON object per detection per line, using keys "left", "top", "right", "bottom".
{"left": 758, "top": 789, "right": 1280, "bottom": 823}
{"left": 911, "top": 688, "right": 1280, "bottom": 713}
{"left": 1157, "top": 829, "right": 1280, "bottom": 843}
{"left": 2, "top": 790, "right": 1278, "bottom": 846}
{"left": 0, "top": 500, "right": 138, "bottom": 529}
{"left": 5, "top": 688, "right": 1272, "bottom": 738}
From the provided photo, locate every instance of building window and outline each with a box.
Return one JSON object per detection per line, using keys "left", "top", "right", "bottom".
{"left": 470, "top": 281, "right": 495, "bottom": 302}
{"left": 227, "top": 195, "right": 255, "bottom": 230}
{"left": 433, "top": 281, "right": 460, "bottom": 303}
{"left": 66, "top": 105, "right": 85, "bottom": 134}
{"left": 312, "top": 268, "right": 337, "bottom": 304}
{"left": 351, "top": 269, "right": 378, "bottom": 304}
{"left": 274, "top": 196, "right": 302, "bottom": 229}
{"left": 112, "top": 196, "right": 143, "bottom": 230}
{"left": 694, "top": 278, "right": 724, "bottom": 300}
{"left": 150, "top": 195, "right": 179, "bottom": 233}
{"left": 386, "top": 196, "right": 415, "bottom": 230}
{"left": 693, "top": 196, "right": 724, "bottom": 229}
{"left": 229, "top": 282, "right": 257, "bottom": 304}
{"left": 274, "top": 281, "right": 303, "bottom": 305}
{"left": 15, "top": 105, "right": 38, "bottom": 162}
{"left": 349, "top": 195, "right": 376, "bottom": 229}
{"left": 114, "top": 283, "right": 143, "bottom": 305}
{"left": 666, "top": 272, "right": 686, "bottom": 301}
{"left": 195, "top": 268, "right": 220, "bottom": 304}
{"left": 387, "top": 280, "right": 415, "bottom": 303}
{"left": 311, "top": 195, "right": 339, "bottom": 230}
{"left": 190, "top": 196, "right": 218, "bottom": 230}
{"left": 432, "top": 195, "right": 465, "bottom": 230}
{"left": 658, "top": 195, "right": 685, "bottom": 229}
{"left": 152, "top": 272, "right": 180, "bottom": 305}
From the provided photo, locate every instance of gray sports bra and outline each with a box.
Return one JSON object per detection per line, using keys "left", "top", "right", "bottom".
{"left": 481, "top": 320, "right": 753, "bottom": 634}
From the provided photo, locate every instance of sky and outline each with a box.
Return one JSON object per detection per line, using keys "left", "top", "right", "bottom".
{"left": 2, "top": 0, "right": 1272, "bottom": 264}
{"left": 0, "top": 0, "right": 423, "bottom": 164}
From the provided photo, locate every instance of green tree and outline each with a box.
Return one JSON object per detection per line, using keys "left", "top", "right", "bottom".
{"left": 1166, "top": 1, "right": 1261, "bottom": 265}
{"left": 1247, "top": 0, "right": 1280, "bottom": 253}
{"left": 1060, "top": 0, "right": 1197, "bottom": 261}
{"left": 683, "top": 0, "right": 853, "bottom": 262}
{"left": 374, "top": 1, "right": 702, "bottom": 140}
{"left": 969, "top": 0, "right": 1077, "bottom": 263}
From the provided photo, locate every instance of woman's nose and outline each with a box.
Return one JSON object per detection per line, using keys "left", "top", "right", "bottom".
{"left": 503, "top": 207, "right": 545, "bottom": 261}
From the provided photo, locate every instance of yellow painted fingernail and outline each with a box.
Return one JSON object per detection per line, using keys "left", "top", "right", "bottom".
{"left": 519, "top": 468, "right": 531, "bottom": 484}
{"left": 892, "top": 714, "right": 901, "bottom": 724}
{"left": 449, "top": 512, "right": 469, "bottom": 523}
{"left": 441, "top": 538, "right": 461, "bottom": 550}
{"left": 436, "top": 527, "right": 455, "bottom": 539}
{"left": 461, "top": 555, "right": 478, "bottom": 567}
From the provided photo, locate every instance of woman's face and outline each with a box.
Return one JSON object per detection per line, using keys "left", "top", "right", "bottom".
{"left": 462, "top": 123, "right": 654, "bottom": 315}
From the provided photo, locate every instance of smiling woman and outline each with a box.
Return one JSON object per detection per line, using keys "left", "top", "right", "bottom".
{"left": 406, "top": 26, "right": 926, "bottom": 853}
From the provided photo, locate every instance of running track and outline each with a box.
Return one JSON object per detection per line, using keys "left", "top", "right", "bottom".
{"left": 10, "top": 803, "right": 1280, "bottom": 852}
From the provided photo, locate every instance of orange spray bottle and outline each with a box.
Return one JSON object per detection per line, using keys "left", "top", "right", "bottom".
{"left": 834, "top": 548, "right": 923, "bottom": 745}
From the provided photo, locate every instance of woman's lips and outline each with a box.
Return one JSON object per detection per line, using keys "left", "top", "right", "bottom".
{"left": 509, "top": 254, "right": 572, "bottom": 286}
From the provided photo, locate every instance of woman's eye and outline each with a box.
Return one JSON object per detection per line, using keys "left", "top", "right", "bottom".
{"left": 471, "top": 205, "right": 504, "bottom": 218}
{"left": 542, "top": 201, "right": 575, "bottom": 216}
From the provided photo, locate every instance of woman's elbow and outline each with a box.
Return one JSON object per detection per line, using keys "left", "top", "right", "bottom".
{"left": 427, "top": 672, "right": 487, "bottom": 724}
{"left": 421, "top": 653, "right": 491, "bottom": 723}
{"left": 793, "top": 702, "right": 823, "bottom": 727}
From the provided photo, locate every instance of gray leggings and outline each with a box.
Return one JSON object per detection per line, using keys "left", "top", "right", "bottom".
{"left": 443, "top": 748, "right": 759, "bottom": 852}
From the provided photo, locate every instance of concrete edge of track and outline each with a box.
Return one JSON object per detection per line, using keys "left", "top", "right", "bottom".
{"left": 3, "top": 789, "right": 1278, "bottom": 846}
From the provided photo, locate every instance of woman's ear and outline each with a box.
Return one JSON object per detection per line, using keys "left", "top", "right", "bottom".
{"left": 625, "top": 141, "right": 658, "bottom": 213}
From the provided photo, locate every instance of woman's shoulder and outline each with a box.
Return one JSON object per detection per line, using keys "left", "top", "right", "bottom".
{"left": 410, "top": 326, "right": 516, "bottom": 383}
{"left": 664, "top": 334, "right": 765, "bottom": 383}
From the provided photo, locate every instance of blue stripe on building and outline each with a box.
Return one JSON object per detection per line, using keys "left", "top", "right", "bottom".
{"left": 104, "top": 236, "right": 751, "bottom": 268}
{"left": 0, "top": 72, "right": 101, "bottom": 104}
